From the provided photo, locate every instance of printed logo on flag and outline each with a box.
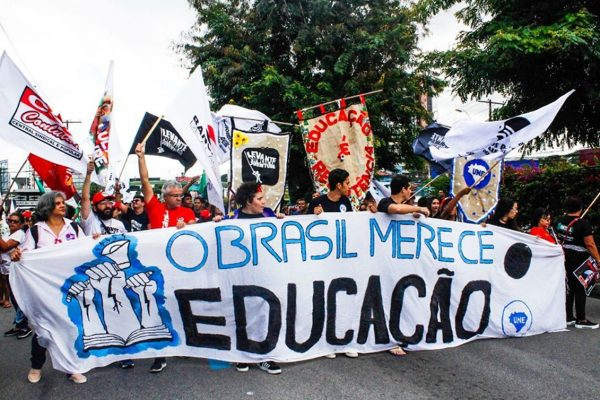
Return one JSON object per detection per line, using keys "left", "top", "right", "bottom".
{"left": 9, "top": 87, "right": 83, "bottom": 160}
{"left": 501, "top": 300, "right": 533, "bottom": 337}
{"left": 159, "top": 127, "right": 188, "bottom": 156}
{"left": 463, "top": 159, "right": 491, "bottom": 189}
{"left": 190, "top": 115, "right": 216, "bottom": 155}
{"left": 241, "top": 148, "right": 280, "bottom": 185}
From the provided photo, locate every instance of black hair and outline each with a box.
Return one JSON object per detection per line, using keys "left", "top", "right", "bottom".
{"left": 328, "top": 168, "right": 349, "bottom": 191}
{"left": 390, "top": 174, "right": 410, "bottom": 195}
{"left": 8, "top": 212, "right": 24, "bottom": 224}
{"left": 531, "top": 207, "right": 548, "bottom": 228}
{"left": 565, "top": 196, "right": 583, "bottom": 213}
{"left": 417, "top": 196, "right": 428, "bottom": 207}
{"left": 133, "top": 194, "right": 145, "bottom": 202}
{"left": 235, "top": 182, "right": 261, "bottom": 207}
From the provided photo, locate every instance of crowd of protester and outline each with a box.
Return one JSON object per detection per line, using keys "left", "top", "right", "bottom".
{"left": 1, "top": 157, "right": 599, "bottom": 383}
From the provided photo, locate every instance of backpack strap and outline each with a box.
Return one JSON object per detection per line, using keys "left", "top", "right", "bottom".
{"left": 30, "top": 225, "right": 39, "bottom": 249}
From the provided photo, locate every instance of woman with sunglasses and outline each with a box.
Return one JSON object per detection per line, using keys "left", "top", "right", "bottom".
{"left": 1, "top": 212, "right": 31, "bottom": 339}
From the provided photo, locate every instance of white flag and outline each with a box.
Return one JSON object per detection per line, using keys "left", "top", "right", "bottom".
{"left": 165, "top": 67, "right": 224, "bottom": 212}
{"left": 88, "top": 61, "right": 124, "bottom": 186}
{"left": 0, "top": 52, "right": 89, "bottom": 175}
{"left": 431, "top": 90, "right": 574, "bottom": 161}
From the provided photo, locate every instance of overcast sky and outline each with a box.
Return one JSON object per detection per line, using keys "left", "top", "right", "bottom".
{"left": 0, "top": 0, "right": 488, "bottom": 178}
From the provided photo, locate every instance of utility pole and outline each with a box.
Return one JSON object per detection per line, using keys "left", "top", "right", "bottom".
{"left": 64, "top": 119, "right": 81, "bottom": 130}
{"left": 477, "top": 99, "right": 504, "bottom": 121}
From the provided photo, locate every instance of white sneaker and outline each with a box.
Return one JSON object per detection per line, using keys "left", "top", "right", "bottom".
{"left": 27, "top": 368, "right": 42, "bottom": 384}
{"left": 344, "top": 351, "right": 359, "bottom": 358}
{"left": 324, "top": 353, "right": 337, "bottom": 359}
{"left": 68, "top": 373, "right": 87, "bottom": 384}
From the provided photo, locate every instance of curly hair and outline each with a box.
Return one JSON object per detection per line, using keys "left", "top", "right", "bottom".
{"left": 235, "top": 182, "right": 260, "bottom": 207}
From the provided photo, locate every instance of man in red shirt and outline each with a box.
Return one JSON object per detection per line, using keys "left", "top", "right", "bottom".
{"left": 136, "top": 143, "right": 196, "bottom": 230}
{"left": 135, "top": 143, "right": 195, "bottom": 372}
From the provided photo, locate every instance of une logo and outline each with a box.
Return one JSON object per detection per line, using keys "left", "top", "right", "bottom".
{"left": 501, "top": 300, "right": 533, "bottom": 336}
{"left": 463, "top": 159, "right": 491, "bottom": 189}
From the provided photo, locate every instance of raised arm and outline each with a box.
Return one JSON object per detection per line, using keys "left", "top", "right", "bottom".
{"left": 182, "top": 175, "right": 200, "bottom": 194}
{"left": 136, "top": 143, "right": 154, "bottom": 202}
{"left": 440, "top": 187, "right": 471, "bottom": 219}
{"left": 81, "top": 160, "right": 95, "bottom": 220}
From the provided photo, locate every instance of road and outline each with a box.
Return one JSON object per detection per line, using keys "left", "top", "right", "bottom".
{"left": 1, "top": 299, "right": 599, "bottom": 400}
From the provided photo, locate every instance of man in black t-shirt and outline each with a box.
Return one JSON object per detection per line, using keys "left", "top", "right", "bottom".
{"left": 307, "top": 169, "right": 359, "bottom": 358}
{"left": 377, "top": 174, "right": 430, "bottom": 217}
{"left": 118, "top": 195, "right": 150, "bottom": 232}
{"left": 308, "top": 169, "right": 353, "bottom": 214}
{"left": 555, "top": 197, "right": 600, "bottom": 329}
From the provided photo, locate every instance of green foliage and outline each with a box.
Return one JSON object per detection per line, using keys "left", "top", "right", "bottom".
{"left": 417, "top": 0, "right": 600, "bottom": 150}
{"left": 501, "top": 161, "right": 600, "bottom": 233}
{"left": 178, "top": 0, "right": 443, "bottom": 199}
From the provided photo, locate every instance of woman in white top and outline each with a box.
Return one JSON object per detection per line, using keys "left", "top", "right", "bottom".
{"left": 1, "top": 212, "right": 29, "bottom": 338}
{"left": 12, "top": 191, "right": 87, "bottom": 384}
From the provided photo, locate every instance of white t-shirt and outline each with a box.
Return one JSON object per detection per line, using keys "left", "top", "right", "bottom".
{"left": 81, "top": 212, "right": 127, "bottom": 236}
{"left": 21, "top": 219, "right": 86, "bottom": 251}
{"left": 0, "top": 229, "right": 25, "bottom": 275}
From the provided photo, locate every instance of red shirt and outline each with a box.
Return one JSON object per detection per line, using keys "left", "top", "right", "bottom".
{"left": 529, "top": 227, "right": 556, "bottom": 244}
{"left": 146, "top": 195, "right": 195, "bottom": 229}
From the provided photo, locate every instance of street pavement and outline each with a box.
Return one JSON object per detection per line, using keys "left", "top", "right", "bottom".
{"left": 1, "top": 299, "right": 599, "bottom": 400}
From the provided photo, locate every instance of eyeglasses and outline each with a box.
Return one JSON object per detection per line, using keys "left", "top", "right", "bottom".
{"left": 132, "top": 199, "right": 141, "bottom": 203}
{"left": 7, "top": 219, "right": 20, "bottom": 223}
{"left": 166, "top": 194, "right": 183, "bottom": 198}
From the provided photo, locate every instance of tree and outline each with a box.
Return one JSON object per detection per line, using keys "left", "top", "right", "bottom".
{"left": 178, "top": 0, "right": 443, "bottom": 200}
{"left": 416, "top": 0, "right": 600, "bottom": 151}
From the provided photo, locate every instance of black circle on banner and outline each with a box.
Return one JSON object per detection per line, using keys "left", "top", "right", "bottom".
{"left": 504, "top": 243, "right": 532, "bottom": 279}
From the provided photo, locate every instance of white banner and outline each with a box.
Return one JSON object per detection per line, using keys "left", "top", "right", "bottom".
{"left": 431, "top": 90, "right": 574, "bottom": 161}
{"left": 12, "top": 214, "right": 565, "bottom": 373}
{"left": 165, "top": 67, "right": 224, "bottom": 212}
{"left": 0, "top": 51, "right": 89, "bottom": 176}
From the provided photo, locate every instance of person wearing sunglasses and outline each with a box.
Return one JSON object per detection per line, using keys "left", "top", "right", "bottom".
{"left": 81, "top": 161, "right": 127, "bottom": 236}
{"left": 1, "top": 212, "right": 32, "bottom": 339}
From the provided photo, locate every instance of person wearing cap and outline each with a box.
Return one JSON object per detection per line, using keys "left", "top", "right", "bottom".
{"left": 21, "top": 210, "right": 33, "bottom": 228}
{"left": 136, "top": 142, "right": 195, "bottom": 373}
{"left": 81, "top": 161, "right": 127, "bottom": 236}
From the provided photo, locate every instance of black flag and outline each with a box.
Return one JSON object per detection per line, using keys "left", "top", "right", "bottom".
{"left": 129, "top": 112, "right": 197, "bottom": 170}
{"left": 412, "top": 122, "right": 453, "bottom": 173}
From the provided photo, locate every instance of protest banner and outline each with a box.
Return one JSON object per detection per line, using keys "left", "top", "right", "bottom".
{"left": 299, "top": 101, "right": 375, "bottom": 210}
{"left": 230, "top": 129, "right": 290, "bottom": 211}
{"left": 451, "top": 156, "right": 503, "bottom": 223}
{"left": 0, "top": 52, "right": 89, "bottom": 176}
{"left": 11, "top": 213, "right": 565, "bottom": 373}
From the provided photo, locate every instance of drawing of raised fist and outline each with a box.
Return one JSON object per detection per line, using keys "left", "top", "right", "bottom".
{"left": 126, "top": 272, "right": 163, "bottom": 328}
{"left": 68, "top": 281, "right": 105, "bottom": 336}
{"left": 86, "top": 262, "right": 139, "bottom": 339}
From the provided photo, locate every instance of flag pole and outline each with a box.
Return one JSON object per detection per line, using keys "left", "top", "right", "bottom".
{"left": 581, "top": 191, "right": 600, "bottom": 219}
{"left": 403, "top": 173, "right": 447, "bottom": 204}
{"left": 118, "top": 115, "right": 164, "bottom": 181}
{"left": 299, "top": 89, "right": 383, "bottom": 113}
{"left": 220, "top": 115, "right": 297, "bottom": 127}
{"left": 2, "top": 157, "right": 29, "bottom": 211}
